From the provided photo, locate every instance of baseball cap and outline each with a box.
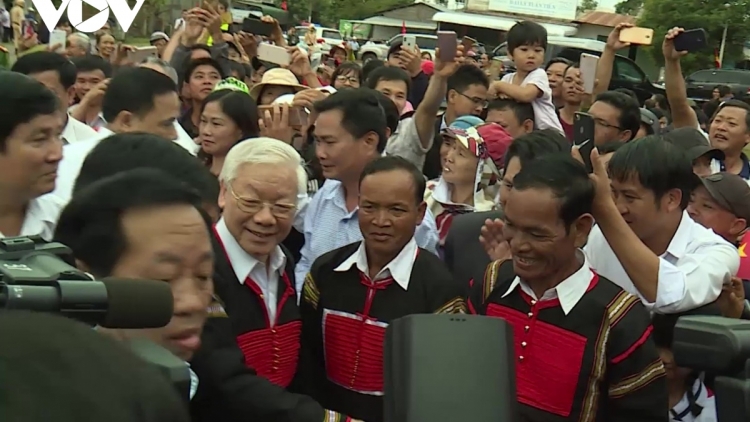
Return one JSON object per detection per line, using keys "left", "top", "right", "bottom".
{"left": 475, "top": 123, "right": 513, "bottom": 169}
{"left": 700, "top": 172, "right": 750, "bottom": 223}
{"left": 443, "top": 115, "right": 484, "bottom": 133}
{"left": 663, "top": 127, "right": 724, "bottom": 162}
{"left": 640, "top": 108, "right": 660, "bottom": 135}
{"left": 150, "top": 31, "right": 169, "bottom": 44}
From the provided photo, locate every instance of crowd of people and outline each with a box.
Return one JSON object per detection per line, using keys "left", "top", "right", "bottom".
{"left": 1, "top": 6, "right": 749, "bottom": 422}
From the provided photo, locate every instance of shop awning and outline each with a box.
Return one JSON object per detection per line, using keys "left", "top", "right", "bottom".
{"left": 432, "top": 11, "right": 577, "bottom": 36}
{"left": 351, "top": 16, "right": 437, "bottom": 31}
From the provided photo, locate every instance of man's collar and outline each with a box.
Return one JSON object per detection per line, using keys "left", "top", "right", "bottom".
{"left": 334, "top": 237, "right": 419, "bottom": 290}
{"left": 215, "top": 218, "right": 286, "bottom": 283}
{"left": 501, "top": 251, "right": 593, "bottom": 315}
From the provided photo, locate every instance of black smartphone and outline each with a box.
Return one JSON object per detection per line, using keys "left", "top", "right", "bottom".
{"left": 673, "top": 28, "right": 708, "bottom": 53}
{"left": 242, "top": 17, "right": 274, "bottom": 37}
{"left": 574, "top": 112, "right": 595, "bottom": 173}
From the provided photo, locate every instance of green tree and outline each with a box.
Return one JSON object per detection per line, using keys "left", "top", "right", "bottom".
{"left": 615, "top": 0, "right": 642, "bottom": 15}
{"left": 638, "top": 0, "right": 750, "bottom": 75}
{"left": 325, "top": 0, "right": 411, "bottom": 22}
{"left": 577, "top": 0, "right": 598, "bottom": 15}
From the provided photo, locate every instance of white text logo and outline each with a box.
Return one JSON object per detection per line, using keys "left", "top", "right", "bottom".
{"left": 32, "top": 0, "right": 145, "bottom": 33}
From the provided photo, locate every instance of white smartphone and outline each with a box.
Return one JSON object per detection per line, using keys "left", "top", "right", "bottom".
{"left": 127, "top": 46, "right": 158, "bottom": 63}
{"left": 49, "top": 29, "right": 66, "bottom": 53}
{"left": 257, "top": 43, "right": 291, "bottom": 66}
{"left": 403, "top": 35, "right": 416, "bottom": 51}
{"left": 579, "top": 53, "right": 599, "bottom": 95}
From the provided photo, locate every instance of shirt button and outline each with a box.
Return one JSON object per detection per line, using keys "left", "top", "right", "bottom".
{"left": 524, "top": 325, "right": 530, "bottom": 332}
{"left": 527, "top": 312, "right": 533, "bottom": 318}
{"left": 519, "top": 356, "right": 524, "bottom": 361}
{"left": 521, "top": 341, "right": 527, "bottom": 347}
{"left": 530, "top": 300, "right": 536, "bottom": 305}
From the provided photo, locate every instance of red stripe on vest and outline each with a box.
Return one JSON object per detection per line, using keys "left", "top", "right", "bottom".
{"left": 323, "top": 272, "right": 393, "bottom": 395}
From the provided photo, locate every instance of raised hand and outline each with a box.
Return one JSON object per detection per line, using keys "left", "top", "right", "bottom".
{"left": 479, "top": 218, "right": 512, "bottom": 262}
{"left": 662, "top": 27, "right": 689, "bottom": 61}
{"left": 606, "top": 22, "right": 633, "bottom": 51}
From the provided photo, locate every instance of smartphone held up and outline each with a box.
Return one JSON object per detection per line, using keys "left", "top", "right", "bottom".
{"left": 436, "top": 31, "right": 457, "bottom": 62}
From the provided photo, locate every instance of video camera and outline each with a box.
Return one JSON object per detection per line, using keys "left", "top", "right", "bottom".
{"left": 673, "top": 315, "right": 750, "bottom": 422}
{"left": 0, "top": 236, "right": 192, "bottom": 401}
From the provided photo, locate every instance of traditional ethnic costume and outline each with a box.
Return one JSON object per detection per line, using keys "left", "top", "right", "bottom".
{"left": 297, "top": 238, "right": 466, "bottom": 422}
{"left": 212, "top": 219, "right": 301, "bottom": 388}
{"left": 467, "top": 254, "right": 668, "bottom": 422}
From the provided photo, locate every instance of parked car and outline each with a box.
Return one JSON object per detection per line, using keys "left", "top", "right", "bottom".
{"left": 492, "top": 36, "right": 663, "bottom": 105}
{"left": 685, "top": 69, "right": 750, "bottom": 104}
{"left": 359, "top": 34, "right": 438, "bottom": 63}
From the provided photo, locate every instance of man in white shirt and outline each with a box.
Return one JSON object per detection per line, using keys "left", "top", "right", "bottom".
{"left": 12, "top": 52, "right": 97, "bottom": 145}
{"left": 50, "top": 67, "right": 188, "bottom": 204}
{"left": 583, "top": 137, "right": 739, "bottom": 313}
{"left": 0, "top": 72, "right": 64, "bottom": 240}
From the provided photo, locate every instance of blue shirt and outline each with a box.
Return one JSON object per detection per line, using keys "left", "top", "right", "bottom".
{"left": 294, "top": 179, "right": 440, "bottom": 294}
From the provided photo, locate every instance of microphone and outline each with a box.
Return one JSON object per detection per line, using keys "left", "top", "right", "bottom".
{"left": 0, "top": 277, "right": 174, "bottom": 328}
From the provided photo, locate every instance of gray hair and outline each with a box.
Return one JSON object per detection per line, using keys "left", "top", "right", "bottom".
{"left": 69, "top": 33, "right": 90, "bottom": 50}
{"left": 139, "top": 57, "right": 179, "bottom": 84}
{"left": 219, "top": 137, "right": 308, "bottom": 200}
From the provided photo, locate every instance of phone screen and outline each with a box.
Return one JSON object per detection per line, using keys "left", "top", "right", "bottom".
{"left": 242, "top": 18, "right": 274, "bottom": 37}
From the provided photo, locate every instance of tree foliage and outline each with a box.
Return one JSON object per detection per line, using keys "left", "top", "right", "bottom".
{"left": 577, "top": 0, "right": 598, "bottom": 15}
{"left": 615, "top": 0, "right": 642, "bottom": 15}
{"left": 325, "top": 0, "right": 412, "bottom": 22}
{"left": 638, "top": 0, "right": 750, "bottom": 75}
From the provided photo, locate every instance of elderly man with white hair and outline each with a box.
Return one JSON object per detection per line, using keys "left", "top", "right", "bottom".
{"left": 211, "top": 137, "right": 307, "bottom": 388}
{"left": 65, "top": 33, "right": 90, "bottom": 58}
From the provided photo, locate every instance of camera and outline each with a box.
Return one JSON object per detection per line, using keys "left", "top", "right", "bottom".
{"left": 674, "top": 315, "right": 750, "bottom": 422}
{"left": 0, "top": 235, "right": 192, "bottom": 401}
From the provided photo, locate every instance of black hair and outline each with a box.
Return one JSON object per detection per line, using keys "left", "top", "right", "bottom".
{"left": 387, "top": 41, "right": 402, "bottom": 60}
{"left": 200, "top": 89, "right": 259, "bottom": 140}
{"left": 487, "top": 98, "right": 535, "bottom": 125}
{"left": 593, "top": 91, "right": 641, "bottom": 141}
{"left": 652, "top": 93, "right": 669, "bottom": 111}
{"left": 691, "top": 105, "right": 708, "bottom": 127}
{"left": 0, "top": 71, "right": 59, "bottom": 151}
{"left": 447, "top": 64, "right": 490, "bottom": 95}
{"left": 715, "top": 99, "right": 750, "bottom": 131}
{"left": 74, "top": 133, "right": 219, "bottom": 206}
{"left": 613, "top": 87, "right": 638, "bottom": 104}
{"left": 189, "top": 44, "right": 212, "bottom": 57}
{"left": 545, "top": 57, "right": 572, "bottom": 71}
{"left": 55, "top": 169, "right": 210, "bottom": 276}
{"left": 362, "top": 58, "right": 385, "bottom": 81}
{"left": 101, "top": 67, "right": 177, "bottom": 123}
{"left": 715, "top": 84, "right": 731, "bottom": 97}
{"left": 11, "top": 51, "right": 76, "bottom": 89}
{"left": 607, "top": 135, "right": 696, "bottom": 209}
{"left": 70, "top": 55, "right": 113, "bottom": 78}
{"left": 597, "top": 140, "right": 625, "bottom": 155}
{"left": 331, "top": 61, "right": 363, "bottom": 88}
{"left": 95, "top": 31, "right": 114, "bottom": 45}
{"left": 373, "top": 90, "right": 400, "bottom": 135}
{"left": 512, "top": 154, "right": 594, "bottom": 229}
{"left": 503, "top": 129, "right": 570, "bottom": 169}
{"left": 182, "top": 57, "right": 225, "bottom": 87}
{"left": 649, "top": 107, "right": 665, "bottom": 120}
{"left": 359, "top": 156, "right": 425, "bottom": 205}
{"left": 313, "top": 88, "right": 388, "bottom": 153}
{"left": 227, "top": 60, "right": 247, "bottom": 80}
{"left": 366, "top": 65, "right": 411, "bottom": 93}
{"left": 0, "top": 310, "right": 190, "bottom": 422}
{"left": 506, "top": 21, "right": 548, "bottom": 53}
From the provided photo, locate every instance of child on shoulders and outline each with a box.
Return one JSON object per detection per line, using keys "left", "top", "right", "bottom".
{"left": 491, "top": 21, "right": 563, "bottom": 133}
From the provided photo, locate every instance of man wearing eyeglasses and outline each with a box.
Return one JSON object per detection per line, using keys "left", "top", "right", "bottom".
{"left": 212, "top": 137, "right": 306, "bottom": 389}
{"left": 586, "top": 90, "right": 641, "bottom": 146}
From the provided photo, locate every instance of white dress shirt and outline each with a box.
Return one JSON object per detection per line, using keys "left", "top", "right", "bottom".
{"left": 501, "top": 252, "right": 593, "bottom": 315}
{"left": 0, "top": 195, "right": 66, "bottom": 241}
{"left": 334, "top": 237, "right": 419, "bottom": 290}
{"left": 61, "top": 115, "right": 97, "bottom": 145}
{"left": 49, "top": 127, "right": 114, "bottom": 204}
{"left": 584, "top": 211, "right": 739, "bottom": 313}
{"left": 215, "top": 218, "right": 287, "bottom": 324}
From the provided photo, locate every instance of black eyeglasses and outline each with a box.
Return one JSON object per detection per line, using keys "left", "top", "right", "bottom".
{"left": 457, "top": 92, "right": 488, "bottom": 108}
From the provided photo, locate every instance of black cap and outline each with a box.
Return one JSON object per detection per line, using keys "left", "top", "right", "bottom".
{"left": 700, "top": 172, "right": 750, "bottom": 223}
{"left": 663, "top": 127, "right": 724, "bottom": 162}
{"left": 640, "top": 108, "right": 659, "bottom": 135}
